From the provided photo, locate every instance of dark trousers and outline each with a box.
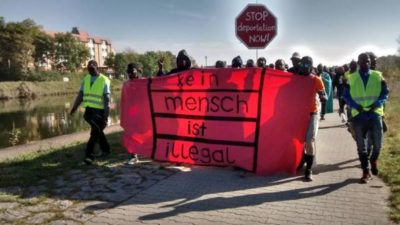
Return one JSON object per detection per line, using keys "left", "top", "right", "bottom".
{"left": 353, "top": 116, "right": 383, "bottom": 172}
{"left": 320, "top": 101, "right": 326, "bottom": 117}
{"left": 84, "top": 107, "right": 110, "bottom": 159}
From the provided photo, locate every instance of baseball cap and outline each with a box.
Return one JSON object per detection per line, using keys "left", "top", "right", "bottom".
{"left": 291, "top": 52, "right": 301, "bottom": 60}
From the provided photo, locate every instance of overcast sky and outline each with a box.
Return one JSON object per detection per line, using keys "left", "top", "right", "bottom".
{"left": 1, "top": 0, "right": 399, "bottom": 67}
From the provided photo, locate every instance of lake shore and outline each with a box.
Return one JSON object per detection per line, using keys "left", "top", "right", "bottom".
{"left": 0, "top": 80, "right": 123, "bottom": 100}
{"left": 0, "top": 124, "right": 123, "bottom": 162}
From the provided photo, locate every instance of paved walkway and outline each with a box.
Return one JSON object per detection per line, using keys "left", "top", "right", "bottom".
{"left": 86, "top": 111, "right": 392, "bottom": 225}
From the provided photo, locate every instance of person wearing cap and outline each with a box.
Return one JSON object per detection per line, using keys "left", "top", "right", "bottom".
{"left": 344, "top": 53, "right": 389, "bottom": 184}
{"left": 288, "top": 52, "right": 301, "bottom": 73}
{"left": 296, "top": 56, "right": 327, "bottom": 181}
{"left": 157, "top": 49, "right": 192, "bottom": 76}
{"left": 70, "top": 60, "right": 111, "bottom": 165}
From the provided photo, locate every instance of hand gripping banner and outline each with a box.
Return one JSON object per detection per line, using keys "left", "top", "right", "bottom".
{"left": 121, "top": 68, "right": 315, "bottom": 175}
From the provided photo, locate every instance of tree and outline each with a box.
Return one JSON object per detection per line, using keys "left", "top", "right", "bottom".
{"left": 54, "top": 32, "right": 89, "bottom": 72}
{"left": 113, "top": 52, "right": 128, "bottom": 76}
{"left": 104, "top": 52, "right": 115, "bottom": 68}
{"left": 32, "top": 32, "right": 55, "bottom": 69}
{"left": 0, "top": 19, "right": 41, "bottom": 80}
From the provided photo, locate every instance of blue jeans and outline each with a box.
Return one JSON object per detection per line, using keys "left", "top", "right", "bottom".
{"left": 353, "top": 116, "right": 383, "bottom": 172}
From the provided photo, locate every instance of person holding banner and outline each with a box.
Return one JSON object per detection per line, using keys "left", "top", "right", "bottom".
{"left": 246, "top": 59, "right": 255, "bottom": 68}
{"left": 275, "top": 59, "right": 286, "bottom": 71}
{"left": 289, "top": 52, "right": 301, "bottom": 73}
{"left": 257, "top": 57, "right": 267, "bottom": 68}
{"left": 215, "top": 60, "right": 226, "bottom": 68}
{"left": 231, "top": 56, "right": 243, "bottom": 68}
{"left": 124, "top": 63, "right": 140, "bottom": 165}
{"left": 157, "top": 49, "right": 192, "bottom": 76}
{"left": 70, "top": 60, "right": 111, "bottom": 165}
{"left": 298, "top": 56, "right": 327, "bottom": 181}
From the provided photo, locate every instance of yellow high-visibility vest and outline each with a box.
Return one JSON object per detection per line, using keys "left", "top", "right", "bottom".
{"left": 348, "top": 70, "right": 384, "bottom": 117}
{"left": 82, "top": 74, "right": 109, "bottom": 109}
{"left": 344, "top": 71, "right": 351, "bottom": 81}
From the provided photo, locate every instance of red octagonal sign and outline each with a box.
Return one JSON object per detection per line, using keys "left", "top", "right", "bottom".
{"left": 235, "top": 4, "right": 277, "bottom": 49}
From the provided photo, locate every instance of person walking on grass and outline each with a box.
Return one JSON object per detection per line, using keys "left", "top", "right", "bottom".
{"left": 70, "top": 60, "right": 111, "bottom": 165}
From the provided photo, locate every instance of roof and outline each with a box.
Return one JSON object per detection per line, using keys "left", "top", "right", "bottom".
{"left": 44, "top": 27, "right": 111, "bottom": 45}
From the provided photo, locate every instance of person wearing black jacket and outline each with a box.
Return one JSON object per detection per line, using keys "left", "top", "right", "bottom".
{"left": 157, "top": 49, "right": 191, "bottom": 76}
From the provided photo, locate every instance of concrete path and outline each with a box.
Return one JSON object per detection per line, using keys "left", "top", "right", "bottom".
{"left": 87, "top": 111, "right": 392, "bottom": 224}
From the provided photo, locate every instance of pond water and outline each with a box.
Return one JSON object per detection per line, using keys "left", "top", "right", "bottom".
{"left": 0, "top": 94, "right": 121, "bottom": 149}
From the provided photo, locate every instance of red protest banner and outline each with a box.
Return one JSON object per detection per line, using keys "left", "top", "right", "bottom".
{"left": 121, "top": 68, "right": 315, "bottom": 175}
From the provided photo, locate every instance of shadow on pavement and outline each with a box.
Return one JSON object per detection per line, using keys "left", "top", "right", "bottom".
{"left": 138, "top": 177, "right": 359, "bottom": 221}
{"left": 314, "top": 158, "right": 359, "bottom": 174}
{"left": 0, "top": 131, "right": 361, "bottom": 223}
{"left": 0, "top": 131, "right": 305, "bottom": 217}
{"left": 319, "top": 124, "right": 347, "bottom": 130}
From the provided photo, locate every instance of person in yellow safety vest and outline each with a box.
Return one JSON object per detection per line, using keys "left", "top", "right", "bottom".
{"left": 343, "top": 60, "right": 358, "bottom": 140}
{"left": 70, "top": 60, "right": 111, "bottom": 165}
{"left": 344, "top": 53, "right": 389, "bottom": 184}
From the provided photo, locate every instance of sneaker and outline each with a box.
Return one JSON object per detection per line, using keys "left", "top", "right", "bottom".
{"left": 83, "top": 157, "right": 93, "bottom": 165}
{"left": 320, "top": 116, "right": 325, "bottom": 121}
{"left": 304, "top": 169, "right": 313, "bottom": 182}
{"left": 125, "top": 157, "right": 137, "bottom": 165}
{"left": 371, "top": 161, "right": 379, "bottom": 176}
{"left": 360, "top": 171, "right": 371, "bottom": 184}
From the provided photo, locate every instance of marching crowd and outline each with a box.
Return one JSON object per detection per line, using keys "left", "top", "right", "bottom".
{"left": 70, "top": 49, "right": 389, "bottom": 184}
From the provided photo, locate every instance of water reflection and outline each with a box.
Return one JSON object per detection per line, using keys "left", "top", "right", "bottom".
{"left": 0, "top": 95, "right": 120, "bottom": 149}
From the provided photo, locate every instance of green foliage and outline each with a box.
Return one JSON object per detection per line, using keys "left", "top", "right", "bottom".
{"left": 104, "top": 52, "right": 115, "bottom": 68}
{"left": 32, "top": 32, "right": 55, "bottom": 69}
{"left": 113, "top": 52, "right": 129, "bottom": 76}
{"left": 377, "top": 55, "right": 400, "bottom": 80}
{"left": 107, "top": 49, "right": 176, "bottom": 78}
{"left": 376, "top": 52, "right": 400, "bottom": 222}
{"left": 0, "top": 132, "right": 124, "bottom": 187}
{"left": 8, "top": 122, "right": 22, "bottom": 146}
{"left": 0, "top": 17, "right": 91, "bottom": 81}
{"left": 54, "top": 32, "right": 89, "bottom": 72}
{"left": 0, "top": 18, "right": 42, "bottom": 80}
{"left": 22, "top": 70, "right": 64, "bottom": 81}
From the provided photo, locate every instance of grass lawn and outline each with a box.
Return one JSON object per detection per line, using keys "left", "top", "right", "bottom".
{"left": 0, "top": 132, "right": 127, "bottom": 191}
{"left": 0, "top": 78, "right": 123, "bottom": 100}
{"left": 379, "top": 78, "right": 400, "bottom": 222}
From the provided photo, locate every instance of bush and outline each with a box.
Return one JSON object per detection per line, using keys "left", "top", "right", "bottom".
{"left": 21, "top": 70, "right": 62, "bottom": 81}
